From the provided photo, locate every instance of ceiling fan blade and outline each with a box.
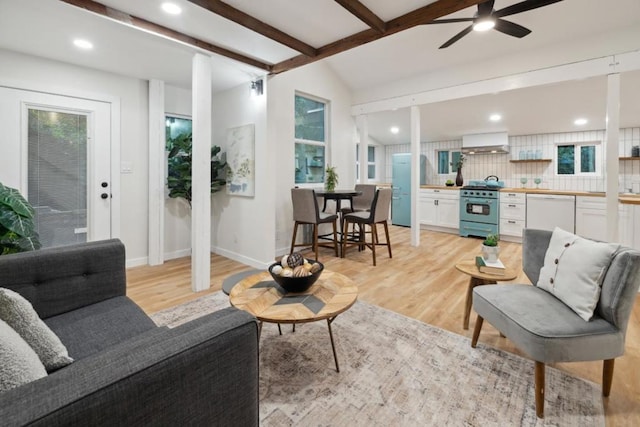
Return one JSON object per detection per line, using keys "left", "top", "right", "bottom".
{"left": 495, "top": 0, "right": 564, "bottom": 18}
{"left": 427, "top": 17, "right": 475, "bottom": 24}
{"left": 493, "top": 18, "right": 532, "bottom": 38}
{"left": 477, "top": 0, "right": 495, "bottom": 16}
{"left": 439, "top": 26, "right": 473, "bottom": 49}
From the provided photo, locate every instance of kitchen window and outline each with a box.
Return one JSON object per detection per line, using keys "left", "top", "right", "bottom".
{"left": 437, "top": 150, "right": 462, "bottom": 174}
{"left": 556, "top": 142, "right": 600, "bottom": 175}
{"left": 356, "top": 144, "right": 376, "bottom": 181}
{"left": 295, "top": 94, "right": 327, "bottom": 184}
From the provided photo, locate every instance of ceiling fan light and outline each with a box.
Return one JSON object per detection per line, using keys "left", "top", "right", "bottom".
{"left": 473, "top": 19, "right": 495, "bottom": 32}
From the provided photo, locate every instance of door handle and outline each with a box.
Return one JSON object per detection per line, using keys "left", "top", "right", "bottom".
{"left": 101, "top": 193, "right": 109, "bottom": 199}
{"left": 101, "top": 182, "right": 108, "bottom": 188}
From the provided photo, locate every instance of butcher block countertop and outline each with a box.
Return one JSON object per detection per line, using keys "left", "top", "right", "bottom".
{"left": 416, "top": 185, "right": 640, "bottom": 204}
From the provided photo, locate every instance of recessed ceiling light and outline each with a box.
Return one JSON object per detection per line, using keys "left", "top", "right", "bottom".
{"left": 73, "top": 39, "right": 93, "bottom": 50}
{"left": 574, "top": 118, "right": 588, "bottom": 126}
{"left": 161, "top": 2, "right": 182, "bottom": 15}
{"left": 390, "top": 126, "right": 399, "bottom": 134}
{"left": 489, "top": 114, "right": 502, "bottom": 122}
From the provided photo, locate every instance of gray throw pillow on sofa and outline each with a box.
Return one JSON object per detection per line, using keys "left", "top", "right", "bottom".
{"left": 0, "top": 319, "right": 47, "bottom": 393}
{"left": 0, "top": 288, "right": 73, "bottom": 371}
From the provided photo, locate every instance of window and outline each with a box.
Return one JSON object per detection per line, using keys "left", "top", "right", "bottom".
{"left": 437, "top": 150, "right": 463, "bottom": 174}
{"left": 295, "top": 94, "right": 327, "bottom": 184}
{"left": 356, "top": 145, "right": 376, "bottom": 181}
{"left": 556, "top": 142, "right": 600, "bottom": 175}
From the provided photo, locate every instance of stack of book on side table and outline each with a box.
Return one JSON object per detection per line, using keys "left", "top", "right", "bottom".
{"left": 475, "top": 256, "right": 506, "bottom": 276}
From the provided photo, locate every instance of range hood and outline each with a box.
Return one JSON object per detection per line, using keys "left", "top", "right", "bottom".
{"left": 461, "top": 132, "right": 509, "bottom": 154}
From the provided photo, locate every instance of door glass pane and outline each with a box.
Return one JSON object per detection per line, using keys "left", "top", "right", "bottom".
{"left": 557, "top": 145, "right": 575, "bottom": 174}
{"left": 28, "top": 109, "right": 87, "bottom": 248}
{"left": 367, "top": 165, "right": 375, "bottom": 179}
{"left": 580, "top": 146, "right": 596, "bottom": 173}
{"left": 367, "top": 146, "right": 375, "bottom": 162}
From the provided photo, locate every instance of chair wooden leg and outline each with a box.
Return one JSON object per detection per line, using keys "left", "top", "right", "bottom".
{"left": 370, "top": 223, "right": 377, "bottom": 266}
{"left": 603, "top": 359, "right": 615, "bottom": 397}
{"left": 535, "top": 361, "right": 545, "bottom": 418}
{"left": 290, "top": 222, "right": 299, "bottom": 254}
{"left": 331, "top": 220, "right": 339, "bottom": 257}
{"left": 383, "top": 221, "right": 392, "bottom": 258}
{"left": 313, "top": 224, "right": 319, "bottom": 261}
{"left": 471, "top": 316, "right": 483, "bottom": 347}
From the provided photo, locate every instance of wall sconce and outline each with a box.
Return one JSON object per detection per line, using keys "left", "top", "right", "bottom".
{"left": 251, "top": 79, "right": 264, "bottom": 97}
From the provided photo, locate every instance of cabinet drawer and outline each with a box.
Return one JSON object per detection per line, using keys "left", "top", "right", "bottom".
{"left": 421, "top": 188, "right": 459, "bottom": 199}
{"left": 500, "top": 218, "right": 525, "bottom": 237}
{"left": 500, "top": 202, "right": 526, "bottom": 220}
{"left": 576, "top": 196, "right": 605, "bottom": 210}
{"left": 500, "top": 192, "right": 526, "bottom": 203}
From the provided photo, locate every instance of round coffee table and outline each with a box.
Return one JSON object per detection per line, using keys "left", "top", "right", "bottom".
{"left": 229, "top": 270, "right": 358, "bottom": 372}
{"left": 455, "top": 259, "right": 518, "bottom": 330}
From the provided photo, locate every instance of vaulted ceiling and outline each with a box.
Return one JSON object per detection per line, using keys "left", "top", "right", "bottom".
{"left": 1, "top": 0, "right": 639, "bottom": 142}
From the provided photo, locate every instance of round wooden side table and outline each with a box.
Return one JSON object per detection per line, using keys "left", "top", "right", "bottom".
{"left": 455, "top": 259, "right": 518, "bottom": 330}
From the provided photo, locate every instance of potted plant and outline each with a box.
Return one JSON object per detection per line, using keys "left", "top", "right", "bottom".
{"left": 0, "top": 182, "right": 41, "bottom": 255}
{"left": 482, "top": 233, "right": 500, "bottom": 262}
{"left": 325, "top": 165, "right": 338, "bottom": 191}
{"left": 450, "top": 154, "right": 466, "bottom": 186}
{"left": 445, "top": 179, "right": 455, "bottom": 187}
{"left": 166, "top": 133, "right": 226, "bottom": 207}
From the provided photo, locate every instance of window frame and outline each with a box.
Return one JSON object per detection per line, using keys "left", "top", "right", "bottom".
{"left": 554, "top": 141, "right": 601, "bottom": 176}
{"left": 356, "top": 144, "right": 377, "bottom": 182}
{"left": 294, "top": 93, "right": 329, "bottom": 186}
{"left": 436, "top": 150, "right": 463, "bottom": 175}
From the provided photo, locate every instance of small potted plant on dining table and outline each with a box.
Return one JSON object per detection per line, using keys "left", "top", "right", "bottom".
{"left": 482, "top": 233, "right": 500, "bottom": 262}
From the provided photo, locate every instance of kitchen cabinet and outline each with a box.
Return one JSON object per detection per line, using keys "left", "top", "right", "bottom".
{"left": 575, "top": 196, "right": 607, "bottom": 241}
{"left": 419, "top": 189, "right": 459, "bottom": 232}
{"left": 619, "top": 203, "right": 640, "bottom": 251}
{"left": 526, "top": 194, "right": 576, "bottom": 233}
{"left": 499, "top": 192, "right": 526, "bottom": 242}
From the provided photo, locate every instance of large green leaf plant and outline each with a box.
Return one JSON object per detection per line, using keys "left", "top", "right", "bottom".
{"left": 166, "top": 133, "right": 227, "bottom": 207}
{"left": 0, "top": 182, "right": 41, "bottom": 255}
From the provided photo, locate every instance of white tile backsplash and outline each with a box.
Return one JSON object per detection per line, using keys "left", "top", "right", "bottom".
{"left": 384, "top": 127, "right": 640, "bottom": 192}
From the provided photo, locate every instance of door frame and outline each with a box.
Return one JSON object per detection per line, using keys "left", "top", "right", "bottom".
{"left": 0, "top": 78, "right": 121, "bottom": 241}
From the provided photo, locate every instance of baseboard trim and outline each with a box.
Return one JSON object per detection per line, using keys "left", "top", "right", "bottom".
{"left": 212, "top": 246, "right": 271, "bottom": 269}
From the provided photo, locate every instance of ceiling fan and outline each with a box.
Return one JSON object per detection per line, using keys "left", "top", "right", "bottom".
{"left": 427, "top": 0, "right": 564, "bottom": 49}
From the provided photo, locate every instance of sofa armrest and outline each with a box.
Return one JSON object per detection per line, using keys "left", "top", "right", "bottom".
{"left": 0, "top": 307, "right": 259, "bottom": 427}
{"left": 0, "top": 239, "right": 126, "bottom": 318}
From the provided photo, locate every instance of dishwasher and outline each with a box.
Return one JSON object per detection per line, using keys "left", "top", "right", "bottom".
{"left": 526, "top": 194, "right": 576, "bottom": 233}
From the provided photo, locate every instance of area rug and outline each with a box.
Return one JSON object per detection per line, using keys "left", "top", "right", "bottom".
{"left": 151, "top": 292, "right": 604, "bottom": 427}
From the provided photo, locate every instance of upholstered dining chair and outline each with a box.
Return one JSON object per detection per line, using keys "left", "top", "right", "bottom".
{"left": 290, "top": 188, "right": 339, "bottom": 261}
{"left": 341, "top": 184, "right": 377, "bottom": 215}
{"left": 471, "top": 228, "right": 640, "bottom": 418}
{"left": 341, "top": 187, "right": 392, "bottom": 266}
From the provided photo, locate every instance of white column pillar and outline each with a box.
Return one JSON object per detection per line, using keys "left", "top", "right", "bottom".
{"left": 357, "top": 115, "right": 368, "bottom": 184}
{"left": 191, "top": 53, "right": 212, "bottom": 292}
{"left": 605, "top": 73, "right": 620, "bottom": 242}
{"left": 148, "top": 79, "right": 165, "bottom": 266}
{"left": 410, "top": 106, "right": 420, "bottom": 247}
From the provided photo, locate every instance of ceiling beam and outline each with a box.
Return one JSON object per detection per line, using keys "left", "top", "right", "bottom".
{"left": 272, "top": 0, "right": 485, "bottom": 74}
{"left": 334, "top": 0, "right": 385, "bottom": 33}
{"left": 185, "top": 0, "right": 317, "bottom": 58}
{"left": 60, "top": 0, "right": 273, "bottom": 72}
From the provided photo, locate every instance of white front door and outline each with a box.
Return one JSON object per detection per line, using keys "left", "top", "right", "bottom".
{"left": 0, "top": 87, "right": 112, "bottom": 247}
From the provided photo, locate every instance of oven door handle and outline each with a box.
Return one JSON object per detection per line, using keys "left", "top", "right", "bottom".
{"left": 465, "top": 197, "right": 495, "bottom": 204}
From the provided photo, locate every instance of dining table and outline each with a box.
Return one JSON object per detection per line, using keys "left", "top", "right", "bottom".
{"left": 314, "top": 189, "right": 362, "bottom": 214}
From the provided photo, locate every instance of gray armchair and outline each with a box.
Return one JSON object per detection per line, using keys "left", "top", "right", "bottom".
{"left": 471, "top": 228, "right": 640, "bottom": 418}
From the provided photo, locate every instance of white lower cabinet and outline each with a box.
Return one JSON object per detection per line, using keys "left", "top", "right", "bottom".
{"left": 619, "top": 203, "right": 640, "bottom": 251}
{"left": 575, "top": 196, "right": 607, "bottom": 241}
{"left": 419, "top": 189, "right": 459, "bottom": 232}
{"left": 499, "top": 192, "right": 526, "bottom": 242}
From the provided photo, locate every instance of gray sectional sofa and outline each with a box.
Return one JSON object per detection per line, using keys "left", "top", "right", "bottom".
{"left": 0, "top": 239, "right": 259, "bottom": 426}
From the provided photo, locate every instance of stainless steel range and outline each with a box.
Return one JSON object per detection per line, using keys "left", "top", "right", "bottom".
{"left": 459, "top": 185, "right": 499, "bottom": 238}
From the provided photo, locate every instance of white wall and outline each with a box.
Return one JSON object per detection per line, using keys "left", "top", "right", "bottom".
{"left": 268, "top": 61, "right": 355, "bottom": 255}
{"left": 163, "top": 85, "right": 192, "bottom": 260}
{"left": 211, "top": 81, "right": 273, "bottom": 267}
{"left": 0, "top": 49, "right": 149, "bottom": 264}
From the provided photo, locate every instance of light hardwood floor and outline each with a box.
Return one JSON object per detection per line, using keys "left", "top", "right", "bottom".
{"left": 127, "top": 226, "right": 640, "bottom": 426}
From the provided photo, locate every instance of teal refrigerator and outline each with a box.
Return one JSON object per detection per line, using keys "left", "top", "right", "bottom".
{"left": 391, "top": 153, "right": 426, "bottom": 227}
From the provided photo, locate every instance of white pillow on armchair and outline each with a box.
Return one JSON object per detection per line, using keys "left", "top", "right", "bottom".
{"left": 537, "top": 227, "right": 620, "bottom": 321}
